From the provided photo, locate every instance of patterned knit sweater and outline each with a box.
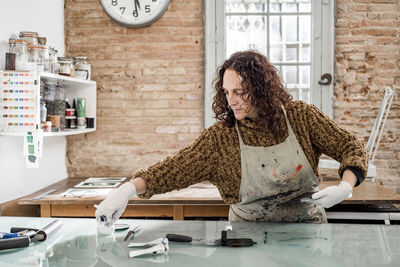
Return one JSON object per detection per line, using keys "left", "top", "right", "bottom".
{"left": 133, "top": 100, "right": 368, "bottom": 204}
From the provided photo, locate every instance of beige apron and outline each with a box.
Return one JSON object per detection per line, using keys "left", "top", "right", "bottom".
{"left": 229, "top": 107, "right": 327, "bottom": 223}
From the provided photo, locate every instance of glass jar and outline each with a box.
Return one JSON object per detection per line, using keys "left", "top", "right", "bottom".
{"left": 48, "top": 47, "right": 58, "bottom": 74}
{"left": 44, "top": 82, "right": 57, "bottom": 115}
{"left": 41, "top": 45, "right": 49, "bottom": 72}
{"left": 55, "top": 84, "right": 66, "bottom": 130}
{"left": 58, "top": 57, "right": 74, "bottom": 77}
{"left": 29, "top": 45, "right": 48, "bottom": 73}
{"left": 19, "top": 31, "right": 38, "bottom": 46}
{"left": 14, "top": 40, "right": 29, "bottom": 70}
{"left": 74, "top": 56, "right": 91, "bottom": 80}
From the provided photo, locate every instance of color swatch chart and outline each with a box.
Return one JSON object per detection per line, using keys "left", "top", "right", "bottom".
{"left": 0, "top": 71, "right": 39, "bottom": 133}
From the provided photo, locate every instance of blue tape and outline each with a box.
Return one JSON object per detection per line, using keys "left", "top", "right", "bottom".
{"left": 0, "top": 233, "right": 19, "bottom": 239}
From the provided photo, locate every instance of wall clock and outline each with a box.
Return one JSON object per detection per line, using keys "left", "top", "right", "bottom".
{"left": 100, "top": 0, "right": 170, "bottom": 28}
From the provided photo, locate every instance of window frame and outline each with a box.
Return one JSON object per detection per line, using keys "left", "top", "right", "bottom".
{"left": 204, "top": 0, "right": 335, "bottom": 128}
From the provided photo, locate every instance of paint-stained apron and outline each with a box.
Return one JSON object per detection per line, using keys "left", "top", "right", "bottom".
{"left": 229, "top": 107, "right": 327, "bottom": 223}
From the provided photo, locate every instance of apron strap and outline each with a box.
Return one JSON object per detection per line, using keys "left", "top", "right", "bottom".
{"left": 281, "top": 105, "right": 296, "bottom": 138}
{"left": 235, "top": 105, "right": 296, "bottom": 144}
{"left": 235, "top": 121, "right": 245, "bottom": 146}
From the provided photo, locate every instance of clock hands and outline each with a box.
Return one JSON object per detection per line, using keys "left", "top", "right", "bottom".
{"left": 134, "top": 0, "right": 141, "bottom": 11}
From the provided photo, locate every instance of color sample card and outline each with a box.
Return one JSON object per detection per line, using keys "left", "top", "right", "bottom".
{"left": 0, "top": 71, "right": 39, "bottom": 133}
{"left": 24, "top": 131, "right": 43, "bottom": 168}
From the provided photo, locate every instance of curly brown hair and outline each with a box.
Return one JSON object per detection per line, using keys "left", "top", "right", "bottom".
{"left": 212, "top": 50, "right": 293, "bottom": 136}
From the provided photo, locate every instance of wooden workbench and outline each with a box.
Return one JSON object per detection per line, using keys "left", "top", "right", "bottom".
{"left": 18, "top": 177, "right": 400, "bottom": 221}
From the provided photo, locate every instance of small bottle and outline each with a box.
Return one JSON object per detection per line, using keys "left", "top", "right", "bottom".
{"left": 40, "top": 101, "right": 47, "bottom": 122}
{"left": 70, "top": 99, "right": 77, "bottom": 129}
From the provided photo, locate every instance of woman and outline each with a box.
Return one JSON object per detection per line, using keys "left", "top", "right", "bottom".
{"left": 95, "top": 51, "right": 367, "bottom": 224}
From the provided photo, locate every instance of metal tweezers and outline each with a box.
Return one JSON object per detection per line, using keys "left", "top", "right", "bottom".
{"left": 123, "top": 225, "right": 142, "bottom": 241}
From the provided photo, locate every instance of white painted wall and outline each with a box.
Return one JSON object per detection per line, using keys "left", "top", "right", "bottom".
{"left": 0, "top": 0, "right": 67, "bottom": 204}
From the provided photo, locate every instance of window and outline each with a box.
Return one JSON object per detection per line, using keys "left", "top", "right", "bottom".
{"left": 205, "top": 0, "right": 334, "bottom": 128}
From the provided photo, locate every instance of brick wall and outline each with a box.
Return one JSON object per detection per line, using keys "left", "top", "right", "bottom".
{"left": 64, "top": 0, "right": 204, "bottom": 177}
{"left": 64, "top": 0, "right": 400, "bottom": 192}
{"left": 335, "top": 0, "right": 400, "bottom": 192}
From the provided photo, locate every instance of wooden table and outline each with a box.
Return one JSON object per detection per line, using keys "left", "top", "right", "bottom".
{"left": 19, "top": 178, "right": 227, "bottom": 220}
{"left": 18, "top": 178, "right": 400, "bottom": 222}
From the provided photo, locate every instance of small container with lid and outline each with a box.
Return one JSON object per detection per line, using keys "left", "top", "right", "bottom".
{"left": 74, "top": 56, "right": 91, "bottom": 80}
{"left": 58, "top": 57, "right": 74, "bottom": 77}
{"left": 19, "top": 31, "right": 38, "bottom": 46}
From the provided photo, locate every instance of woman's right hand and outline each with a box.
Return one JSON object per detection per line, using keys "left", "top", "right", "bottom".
{"left": 94, "top": 182, "right": 137, "bottom": 223}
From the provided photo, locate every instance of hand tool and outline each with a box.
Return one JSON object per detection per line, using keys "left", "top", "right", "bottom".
{"left": 10, "top": 227, "right": 38, "bottom": 239}
{"left": 124, "top": 225, "right": 142, "bottom": 241}
{"left": 1, "top": 219, "right": 63, "bottom": 251}
{"left": 16, "top": 229, "right": 37, "bottom": 239}
{"left": 128, "top": 237, "right": 166, "bottom": 247}
{"left": 166, "top": 233, "right": 220, "bottom": 246}
{"left": 10, "top": 227, "right": 39, "bottom": 233}
{"left": 129, "top": 241, "right": 169, "bottom": 258}
{"left": 32, "top": 189, "right": 57, "bottom": 200}
{"left": 115, "top": 223, "right": 130, "bottom": 231}
{"left": 166, "top": 230, "right": 256, "bottom": 247}
{"left": 0, "top": 235, "right": 30, "bottom": 251}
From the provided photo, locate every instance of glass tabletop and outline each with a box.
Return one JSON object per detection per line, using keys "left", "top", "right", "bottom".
{"left": 0, "top": 217, "right": 399, "bottom": 267}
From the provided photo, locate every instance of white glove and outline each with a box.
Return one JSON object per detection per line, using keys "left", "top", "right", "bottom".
{"left": 95, "top": 182, "right": 136, "bottom": 223}
{"left": 301, "top": 181, "right": 353, "bottom": 208}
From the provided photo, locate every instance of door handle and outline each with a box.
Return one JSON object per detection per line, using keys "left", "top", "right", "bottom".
{"left": 318, "top": 73, "right": 332, "bottom": 85}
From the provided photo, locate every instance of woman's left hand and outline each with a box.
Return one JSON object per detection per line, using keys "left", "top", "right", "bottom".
{"left": 300, "top": 181, "right": 353, "bottom": 208}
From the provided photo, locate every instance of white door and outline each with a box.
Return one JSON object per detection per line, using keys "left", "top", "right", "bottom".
{"left": 205, "top": 0, "right": 334, "bottom": 128}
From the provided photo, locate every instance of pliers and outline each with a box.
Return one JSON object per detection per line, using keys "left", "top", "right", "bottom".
{"left": 123, "top": 225, "right": 142, "bottom": 241}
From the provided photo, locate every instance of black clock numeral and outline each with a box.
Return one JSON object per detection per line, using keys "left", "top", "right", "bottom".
{"left": 133, "top": 10, "right": 138, "bottom": 17}
{"left": 152, "top": 0, "right": 157, "bottom": 2}
{"left": 145, "top": 5, "right": 150, "bottom": 13}
{"left": 111, "top": 0, "right": 117, "bottom": 6}
{"left": 120, "top": 7, "right": 125, "bottom": 14}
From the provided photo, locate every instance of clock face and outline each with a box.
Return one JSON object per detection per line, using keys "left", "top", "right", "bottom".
{"left": 100, "top": 0, "right": 170, "bottom": 28}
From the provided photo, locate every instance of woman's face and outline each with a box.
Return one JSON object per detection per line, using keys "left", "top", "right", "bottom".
{"left": 223, "top": 69, "right": 258, "bottom": 121}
